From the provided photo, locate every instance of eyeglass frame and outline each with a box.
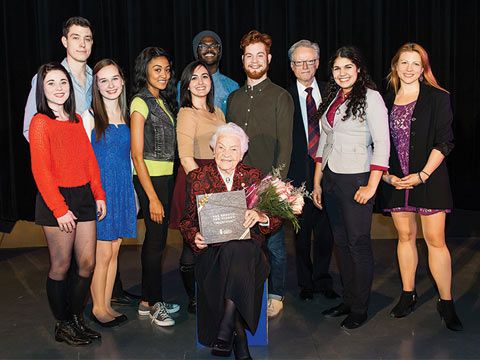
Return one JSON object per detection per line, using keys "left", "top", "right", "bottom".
{"left": 291, "top": 59, "right": 318, "bottom": 67}
{"left": 198, "top": 43, "right": 221, "bottom": 51}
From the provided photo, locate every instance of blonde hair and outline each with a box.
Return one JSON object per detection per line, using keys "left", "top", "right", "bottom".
{"left": 387, "top": 42, "right": 448, "bottom": 94}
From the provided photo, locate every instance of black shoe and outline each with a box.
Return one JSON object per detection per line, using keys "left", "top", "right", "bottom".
{"left": 91, "top": 314, "right": 120, "bottom": 328}
{"left": 340, "top": 312, "right": 368, "bottom": 329}
{"left": 437, "top": 298, "right": 463, "bottom": 331}
{"left": 322, "top": 303, "right": 350, "bottom": 317}
{"left": 111, "top": 292, "right": 140, "bottom": 306}
{"left": 115, "top": 314, "right": 128, "bottom": 323}
{"left": 321, "top": 289, "right": 340, "bottom": 300}
{"left": 72, "top": 314, "right": 101, "bottom": 339}
{"left": 299, "top": 289, "right": 313, "bottom": 300}
{"left": 211, "top": 336, "right": 234, "bottom": 357}
{"left": 233, "top": 332, "right": 252, "bottom": 360}
{"left": 187, "top": 297, "right": 196, "bottom": 314}
{"left": 390, "top": 290, "right": 417, "bottom": 318}
{"left": 55, "top": 320, "right": 91, "bottom": 346}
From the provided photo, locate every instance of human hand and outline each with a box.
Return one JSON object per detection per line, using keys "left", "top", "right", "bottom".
{"left": 56, "top": 210, "right": 78, "bottom": 233}
{"left": 244, "top": 209, "right": 268, "bottom": 228}
{"left": 149, "top": 198, "right": 164, "bottom": 224}
{"left": 96, "top": 200, "right": 107, "bottom": 221}
{"left": 313, "top": 185, "right": 323, "bottom": 209}
{"left": 398, "top": 173, "right": 422, "bottom": 188}
{"left": 354, "top": 185, "right": 377, "bottom": 204}
{"left": 194, "top": 232, "right": 207, "bottom": 250}
{"left": 388, "top": 175, "right": 413, "bottom": 190}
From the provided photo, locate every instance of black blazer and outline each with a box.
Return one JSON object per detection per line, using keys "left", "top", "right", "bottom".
{"left": 381, "top": 83, "right": 454, "bottom": 209}
{"left": 287, "top": 79, "right": 326, "bottom": 191}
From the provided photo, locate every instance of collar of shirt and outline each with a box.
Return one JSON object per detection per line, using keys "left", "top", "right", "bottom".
{"left": 244, "top": 77, "right": 271, "bottom": 94}
{"left": 296, "top": 78, "right": 321, "bottom": 103}
{"left": 217, "top": 167, "right": 235, "bottom": 191}
{"left": 326, "top": 89, "right": 351, "bottom": 127}
{"left": 61, "top": 57, "right": 93, "bottom": 114}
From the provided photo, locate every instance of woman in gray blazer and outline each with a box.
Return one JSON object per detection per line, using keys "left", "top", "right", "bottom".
{"left": 381, "top": 43, "right": 462, "bottom": 331}
{"left": 312, "top": 46, "right": 390, "bottom": 329}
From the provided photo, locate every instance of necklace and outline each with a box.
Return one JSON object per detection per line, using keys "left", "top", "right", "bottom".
{"left": 225, "top": 176, "right": 232, "bottom": 185}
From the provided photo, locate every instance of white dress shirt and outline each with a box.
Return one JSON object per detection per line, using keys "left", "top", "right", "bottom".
{"left": 296, "top": 78, "right": 322, "bottom": 144}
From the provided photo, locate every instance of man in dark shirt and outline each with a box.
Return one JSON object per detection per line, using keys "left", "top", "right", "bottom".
{"left": 227, "top": 30, "right": 294, "bottom": 318}
{"left": 287, "top": 39, "right": 339, "bottom": 301}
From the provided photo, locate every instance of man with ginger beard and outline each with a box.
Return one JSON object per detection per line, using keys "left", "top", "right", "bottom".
{"left": 227, "top": 30, "right": 294, "bottom": 318}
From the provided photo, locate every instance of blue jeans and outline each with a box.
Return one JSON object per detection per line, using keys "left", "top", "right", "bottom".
{"left": 266, "top": 225, "right": 286, "bottom": 300}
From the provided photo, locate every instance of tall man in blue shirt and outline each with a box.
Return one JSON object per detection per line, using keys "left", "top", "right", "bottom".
{"left": 178, "top": 30, "right": 239, "bottom": 114}
{"left": 23, "top": 16, "right": 93, "bottom": 141}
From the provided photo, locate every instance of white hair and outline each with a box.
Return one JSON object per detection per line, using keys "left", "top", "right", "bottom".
{"left": 288, "top": 39, "right": 320, "bottom": 61}
{"left": 210, "top": 123, "right": 249, "bottom": 156}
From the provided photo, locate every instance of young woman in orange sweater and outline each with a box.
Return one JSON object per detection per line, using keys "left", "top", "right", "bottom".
{"left": 29, "top": 62, "right": 106, "bottom": 346}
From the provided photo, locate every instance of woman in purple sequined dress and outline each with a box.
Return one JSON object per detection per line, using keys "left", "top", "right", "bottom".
{"left": 381, "top": 43, "right": 462, "bottom": 331}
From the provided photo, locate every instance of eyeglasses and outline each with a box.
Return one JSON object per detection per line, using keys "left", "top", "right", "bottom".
{"left": 292, "top": 59, "right": 318, "bottom": 67}
{"left": 198, "top": 43, "right": 221, "bottom": 51}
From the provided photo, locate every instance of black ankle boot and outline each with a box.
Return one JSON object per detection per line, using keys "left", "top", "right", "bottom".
{"left": 55, "top": 320, "right": 91, "bottom": 346}
{"left": 180, "top": 264, "right": 196, "bottom": 314}
{"left": 211, "top": 335, "right": 234, "bottom": 357}
{"left": 390, "top": 290, "right": 417, "bottom": 318}
{"left": 233, "top": 331, "right": 252, "bottom": 359}
{"left": 437, "top": 298, "right": 463, "bottom": 331}
{"left": 72, "top": 313, "right": 101, "bottom": 339}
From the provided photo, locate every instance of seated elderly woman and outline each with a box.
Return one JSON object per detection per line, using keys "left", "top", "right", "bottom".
{"left": 179, "top": 123, "right": 281, "bottom": 359}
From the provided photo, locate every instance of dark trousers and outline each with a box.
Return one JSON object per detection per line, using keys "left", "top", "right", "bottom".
{"left": 134, "top": 175, "right": 173, "bottom": 305}
{"left": 323, "top": 166, "right": 374, "bottom": 314}
{"left": 294, "top": 197, "right": 334, "bottom": 291}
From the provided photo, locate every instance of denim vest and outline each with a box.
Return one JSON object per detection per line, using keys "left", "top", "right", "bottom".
{"left": 135, "top": 89, "right": 176, "bottom": 162}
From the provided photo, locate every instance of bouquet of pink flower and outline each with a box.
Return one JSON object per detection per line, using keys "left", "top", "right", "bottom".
{"left": 245, "top": 166, "right": 309, "bottom": 233}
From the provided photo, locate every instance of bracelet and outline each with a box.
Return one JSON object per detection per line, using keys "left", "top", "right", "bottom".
{"left": 421, "top": 170, "right": 430, "bottom": 178}
{"left": 417, "top": 172, "right": 425, "bottom": 184}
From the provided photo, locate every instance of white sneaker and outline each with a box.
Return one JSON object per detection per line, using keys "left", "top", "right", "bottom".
{"left": 149, "top": 302, "right": 175, "bottom": 326}
{"left": 163, "top": 302, "right": 180, "bottom": 314}
{"left": 267, "top": 298, "right": 283, "bottom": 318}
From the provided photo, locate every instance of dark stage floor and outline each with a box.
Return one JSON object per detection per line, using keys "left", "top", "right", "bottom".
{"left": 0, "top": 228, "right": 479, "bottom": 359}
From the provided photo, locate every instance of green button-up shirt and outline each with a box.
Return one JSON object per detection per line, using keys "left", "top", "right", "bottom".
{"left": 226, "top": 78, "right": 294, "bottom": 178}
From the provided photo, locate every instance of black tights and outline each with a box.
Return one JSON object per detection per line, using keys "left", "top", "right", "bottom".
{"left": 44, "top": 221, "right": 96, "bottom": 319}
{"left": 217, "top": 299, "right": 246, "bottom": 342}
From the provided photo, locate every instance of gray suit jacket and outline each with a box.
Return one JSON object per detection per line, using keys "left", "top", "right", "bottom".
{"left": 316, "top": 88, "right": 390, "bottom": 173}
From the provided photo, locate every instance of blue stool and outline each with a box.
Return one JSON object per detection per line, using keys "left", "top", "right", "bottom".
{"left": 196, "top": 282, "right": 268, "bottom": 346}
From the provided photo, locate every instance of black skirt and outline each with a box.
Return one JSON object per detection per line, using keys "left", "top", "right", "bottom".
{"left": 195, "top": 239, "right": 270, "bottom": 346}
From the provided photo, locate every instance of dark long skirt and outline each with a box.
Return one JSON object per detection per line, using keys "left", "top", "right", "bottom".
{"left": 196, "top": 239, "right": 270, "bottom": 346}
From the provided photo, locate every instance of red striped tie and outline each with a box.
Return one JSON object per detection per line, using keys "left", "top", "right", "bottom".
{"left": 305, "top": 87, "right": 319, "bottom": 158}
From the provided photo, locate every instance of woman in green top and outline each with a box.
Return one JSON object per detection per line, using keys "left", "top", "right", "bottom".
{"left": 130, "top": 47, "right": 179, "bottom": 326}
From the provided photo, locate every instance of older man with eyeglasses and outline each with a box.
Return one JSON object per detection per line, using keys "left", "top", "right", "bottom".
{"left": 287, "top": 39, "right": 340, "bottom": 301}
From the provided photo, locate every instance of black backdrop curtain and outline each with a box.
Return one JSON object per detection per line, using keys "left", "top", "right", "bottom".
{"left": 1, "top": 0, "right": 479, "bottom": 221}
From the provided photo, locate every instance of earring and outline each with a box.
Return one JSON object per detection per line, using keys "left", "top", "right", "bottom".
{"left": 419, "top": 73, "right": 424, "bottom": 82}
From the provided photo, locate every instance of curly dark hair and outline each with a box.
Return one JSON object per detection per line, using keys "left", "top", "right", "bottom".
{"left": 316, "top": 46, "right": 376, "bottom": 122}
{"left": 132, "top": 47, "right": 178, "bottom": 114}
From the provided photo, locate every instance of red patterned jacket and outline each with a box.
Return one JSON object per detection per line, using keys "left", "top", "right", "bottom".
{"left": 179, "top": 162, "right": 282, "bottom": 254}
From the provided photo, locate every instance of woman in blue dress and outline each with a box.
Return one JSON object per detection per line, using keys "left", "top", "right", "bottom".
{"left": 82, "top": 59, "right": 137, "bottom": 327}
